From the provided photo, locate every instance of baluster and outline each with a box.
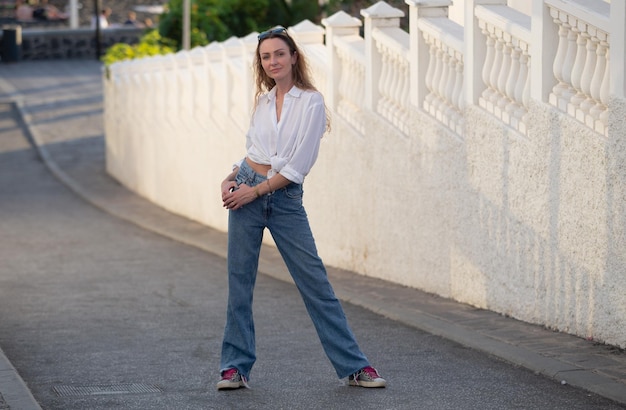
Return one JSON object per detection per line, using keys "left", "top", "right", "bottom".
{"left": 579, "top": 36, "right": 599, "bottom": 116}
{"left": 443, "top": 48, "right": 456, "bottom": 117}
{"left": 341, "top": 52, "right": 351, "bottom": 118}
{"left": 349, "top": 54, "right": 359, "bottom": 124}
{"left": 347, "top": 54, "right": 356, "bottom": 124}
{"left": 481, "top": 29, "right": 496, "bottom": 102}
{"left": 489, "top": 35, "right": 504, "bottom": 105}
{"left": 430, "top": 46, "right": 444, "bottom": 115}
{"left": 497, "top": 39, "right": 513, "bottom": 113}
{"left": 505, "top": 45, "right": 520, "bottom": 101}
{"left": 343, "top": 54, "right": 352, "bottom": 123}
{"left": 383, "top": 49, "right": 398, "bottom": 118}
{"left": 454, "top": 52, "right": 464, "bottom": 112}
{"left": 498, "top": 37, "right": 512, "bottom": 108}
{"left": 560, "top": 22, "right": 578, "bottom": 102}
{"left": 375, "top": 44, "right": 385, "bottom": 115}
{"left": 599, "top": 49, "right": 610, "bottom": 128}
{"left": 378, "top": 48, "right": 391, "bottom": 117}
{"left": 551, "top": 17, "right": 570, "bottom": 100}
{"left": 391, "top": 52, "right": 402, "bottom": 125}
{"left": 358, "top": 61, "right": 366, "bottom": 133}
{"left": 569, "top": 29, "right": 589, "bottom": 112}
{"left": 589, "top": 40, "right": 608, "bottom": 121}
{"left": 514, "top": 50, "right": 530, "bottom": 121}
{"left": 445, "top": 56, "right": 459, "bottom": 124}
{"left": 356, "top": 63, "right": 365, "bottom": 115}
{"left": 521, "top": 52, "right": 531, "bottom": 111}
{"left": 337, "top": 50, "right": 347, "bottom": 110}
{"left": 504, "top": 45, "right": 521, "bottom": 118}
{"left": 452, "top": 52, "right": 465, "bottom": 135}
{"left": 424, "top": 37, "right": 437, "bottom": 108}
{"left": 349, "top": 54, "right": 359, "bottom": 113}
{"left": 400, "top": 60, "right": 409, "bottom": 132}
{"left": 436, "top": 50, "right": 451, "bottom": 120}
{"left": 350, "top": 58, "right": 365, "bottom": 112}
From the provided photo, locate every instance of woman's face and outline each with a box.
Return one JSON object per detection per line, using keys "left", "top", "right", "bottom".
{"left": 259, "top": 37, "right": 297, "bottom": 84}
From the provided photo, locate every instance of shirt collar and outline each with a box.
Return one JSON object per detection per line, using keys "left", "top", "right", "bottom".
{"left": 266, "top": 85, "right": 304, "bottom": 102}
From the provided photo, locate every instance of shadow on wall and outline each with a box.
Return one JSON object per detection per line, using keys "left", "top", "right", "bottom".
{"left": 451, "top": 106, "right": 600, "bottom": 341}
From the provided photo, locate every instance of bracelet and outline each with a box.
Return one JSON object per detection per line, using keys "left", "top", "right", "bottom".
{"left": 266, "top": 178, "right": 272, "bottom": 193}
{"left": 254, "top": 186, "right": 260, "bottom": 198}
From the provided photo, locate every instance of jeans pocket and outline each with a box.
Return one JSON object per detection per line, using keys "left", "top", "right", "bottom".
{"left": 283, "top": 183, "right": 303, "bottom": 200}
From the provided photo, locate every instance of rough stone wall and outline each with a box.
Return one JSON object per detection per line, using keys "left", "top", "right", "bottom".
{"left": 16, "top": 27, "right": 142, "bottom": 60}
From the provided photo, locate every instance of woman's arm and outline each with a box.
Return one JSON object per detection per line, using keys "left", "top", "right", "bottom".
{"left": 222, "top": 172, "right": 291, "bottom": 210}
{"left": 258, "top": 173, "right": 290, "bottom": 196}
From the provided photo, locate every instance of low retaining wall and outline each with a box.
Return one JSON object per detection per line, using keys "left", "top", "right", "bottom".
{"left": 0, "top": 26, "right": 143, "bottom": 61}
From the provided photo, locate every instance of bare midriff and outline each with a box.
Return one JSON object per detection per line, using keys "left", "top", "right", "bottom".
{"left": 246, "top": 157, "right": 272, "bottom": 175}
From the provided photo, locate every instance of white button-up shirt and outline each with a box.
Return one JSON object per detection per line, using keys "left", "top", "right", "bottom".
{"left": 237, "top": 86, "right": 326, "bottom": 184}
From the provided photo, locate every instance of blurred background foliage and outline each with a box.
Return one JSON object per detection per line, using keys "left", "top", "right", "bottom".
{"left": 157, "top": 0, "right": 327, "bottom": 49}
{"left": 104, "top": 0, "right": 407, "bottom": 64}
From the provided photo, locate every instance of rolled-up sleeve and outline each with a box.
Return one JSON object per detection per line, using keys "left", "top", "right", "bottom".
{"left": 280, "top": 93, "right": 326, "bottom": 184}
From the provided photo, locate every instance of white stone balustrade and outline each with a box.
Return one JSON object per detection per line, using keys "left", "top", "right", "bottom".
{"left": 547, "top": 0, "right": 610, "bottom": 137}
{"left": 476, "top": 5, "right": 531, "bottom": 135}
{"left": 104, "top": 1, "right": 626, "bottom": 349}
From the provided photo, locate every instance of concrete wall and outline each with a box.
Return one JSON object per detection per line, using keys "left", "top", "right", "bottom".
{"left": 300, "top": 89, "right": 626, "bottom": 345}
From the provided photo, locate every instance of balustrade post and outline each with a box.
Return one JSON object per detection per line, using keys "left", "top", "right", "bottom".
{"left": 289, "top": 21, "right": 327, "bottom": 95}
{"left": 610, "top": 1, "right": 626, "bottom": 98}
{"left": 361, "top": 1, "right": 405, "bottom": 112}
{"left": 464, "top": 0, "right": 506, "bottom": 106}
{"left": 321, "top": 11, "right": 362, "bottom": 112}
{"left": 405, "top": 0, "right": 451, "bottom": 109}
{"left": 289, "top": 20, "right": 325, "bottom": 46}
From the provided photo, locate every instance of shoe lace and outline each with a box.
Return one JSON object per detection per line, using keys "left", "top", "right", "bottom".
{"left": 360, "top": 366, "right": 380, "bottom": 379}
{"left": 221, "top": 368, "right": 238, "bottom": 380}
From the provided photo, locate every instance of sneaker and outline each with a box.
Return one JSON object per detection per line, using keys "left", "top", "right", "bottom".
{"left": 217, "top": 368, "right": 248, "bottom": 390}
{"left": 348, "top": 366, "right": 386, "bottom": 388}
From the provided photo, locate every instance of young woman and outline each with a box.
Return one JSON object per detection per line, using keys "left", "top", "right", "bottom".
{"left": 217, "top": 26, "right": 386, "bottom": 390}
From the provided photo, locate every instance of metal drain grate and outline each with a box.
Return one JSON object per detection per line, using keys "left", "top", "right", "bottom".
{"left": 53, "top": 383, "right": 163, "bottom": 397}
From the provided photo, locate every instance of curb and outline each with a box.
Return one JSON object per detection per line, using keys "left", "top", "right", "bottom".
{"left": 0, "top": 101, "right": 43, "bottom": 410}
{"left": 0, "top": 346, "right": 41, "bottom": 410}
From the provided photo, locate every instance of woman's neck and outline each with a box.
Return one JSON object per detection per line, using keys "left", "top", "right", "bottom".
{"left": 275, "top": 79, "right": 294, "bottom": 98}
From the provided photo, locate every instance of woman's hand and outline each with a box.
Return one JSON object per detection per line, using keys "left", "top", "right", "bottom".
{"left": 221, "top": 179, "right": 237, "bottom": 199}
{"left": 222, "top": 183, "right": 259, "bottom": 210}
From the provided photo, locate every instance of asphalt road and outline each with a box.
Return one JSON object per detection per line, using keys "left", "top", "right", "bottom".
{"left": 1, "top": 82, "right": 625, "bottom": 409}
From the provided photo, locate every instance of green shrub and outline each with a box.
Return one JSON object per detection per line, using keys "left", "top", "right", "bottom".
{"left": 102, "top": 30, "right": 176, "bottom": 67}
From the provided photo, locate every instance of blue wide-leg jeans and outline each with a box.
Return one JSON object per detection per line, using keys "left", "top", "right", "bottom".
{"left": 220, "top": 161, "right": 370, "bottom": 380}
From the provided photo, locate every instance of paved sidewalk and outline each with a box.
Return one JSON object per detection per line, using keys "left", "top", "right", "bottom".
{"left": 1, "top": 60, "right": 625, "bottom": 408}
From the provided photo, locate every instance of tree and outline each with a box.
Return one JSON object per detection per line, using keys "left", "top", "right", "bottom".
{"left": 157, "top": 0, "right": 322, "bottom": 50}
{"left": 158, "top": 0, "right": 269, "bottom": 49}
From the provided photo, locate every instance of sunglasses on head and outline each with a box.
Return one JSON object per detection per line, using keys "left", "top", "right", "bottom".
{"left": 258, "top": 27, "right": 288, "bottom": 41}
